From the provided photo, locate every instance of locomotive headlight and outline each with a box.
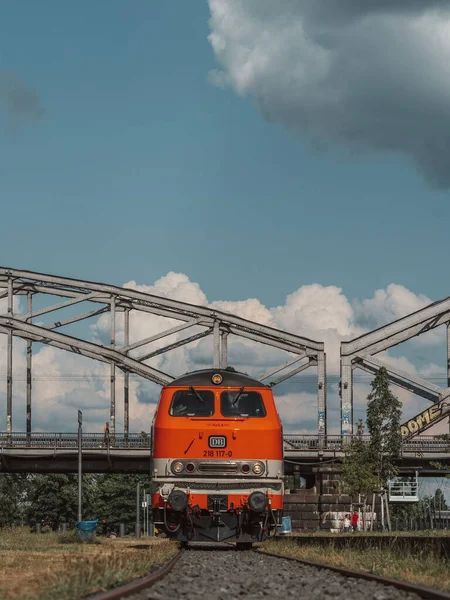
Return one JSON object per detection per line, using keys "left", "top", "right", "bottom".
{"left": 252, "top": 462, "right": 264, "bottom": 475}
{"left": 171, "top": 461, "right": 184, "bottom": 474}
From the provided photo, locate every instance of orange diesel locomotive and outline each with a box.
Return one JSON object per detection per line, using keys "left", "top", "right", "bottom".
{"left": 151, "top": 367, "right": 284, "bottom": 546}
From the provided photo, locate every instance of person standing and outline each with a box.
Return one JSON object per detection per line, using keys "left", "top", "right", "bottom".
{"left": 101, "top": 519, "right": 107, "bottom": 536}
{"left": 352, "top": 511, "right": 359, "bottom": 532}
{"left": 343, "top": 514, "right": 351, "bottom": 533}
{"left": 103, "top": 421, "right": 110, "bottom": 446}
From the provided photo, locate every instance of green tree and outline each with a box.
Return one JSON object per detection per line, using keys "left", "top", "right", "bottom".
{"left": 340, "top": 432, "right": 379, "bottom": 497}
{"left": 92, "top": 474, "right": 158, "bottom": 534}
{"left": 434, "top": 488, "right": 448, "bottom": 512}
{"left": 0, "top": 474, "right": 29, "bottom": 526}
{"left": 366, "top": 367, "right": 402, "bottom": 488}
{"left": 26, "top": 474, "right": 96, "bottom": 528}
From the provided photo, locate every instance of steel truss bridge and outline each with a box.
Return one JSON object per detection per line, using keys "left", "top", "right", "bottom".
{"left": 1, "top": 267, "right": 450, "bottom": 474}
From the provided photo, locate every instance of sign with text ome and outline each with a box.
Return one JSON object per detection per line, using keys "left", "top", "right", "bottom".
{"left": 401, "top": 398, "right": 450, "bottom": 438}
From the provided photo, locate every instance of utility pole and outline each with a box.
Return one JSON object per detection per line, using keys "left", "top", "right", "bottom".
{"left": 78, "top": 410, "right": 83, "bottom": 522}
{"left": 136, "top": 482, "right": 140, "bottom": 538}
{"left": 143, "top": 489, "right": 147, "bottom": 536}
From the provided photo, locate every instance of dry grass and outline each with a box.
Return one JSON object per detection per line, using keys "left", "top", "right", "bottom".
{"left": 0, "top": 528, "right": 178, "bottom": 600}
{"left": 262, "top": 538, "right": 450, "bottom": 592}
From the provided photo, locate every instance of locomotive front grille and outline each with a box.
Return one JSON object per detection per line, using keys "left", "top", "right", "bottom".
{"left": 198, "top": 462, "right": 238, "bottom": 474}
{"left": 163, "top": 481, "right": 283, "bottom": 491}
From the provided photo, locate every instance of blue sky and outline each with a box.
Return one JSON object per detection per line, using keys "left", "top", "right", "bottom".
{"left": 1, "top": 0, "right": 449, "bottom": 309}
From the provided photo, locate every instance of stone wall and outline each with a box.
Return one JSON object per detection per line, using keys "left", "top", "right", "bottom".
{"left": 284, "top": 468, "right": 381, "bottom": 532}
{"left": 284, "top": 491, "right": 320, "bottom": 531}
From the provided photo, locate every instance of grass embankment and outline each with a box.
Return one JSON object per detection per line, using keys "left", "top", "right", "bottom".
{"left": 0, "top": 527, "right": 178, "bottom": 600}
{"left": 261, "top": 537, "right": 450, "bottom": 592}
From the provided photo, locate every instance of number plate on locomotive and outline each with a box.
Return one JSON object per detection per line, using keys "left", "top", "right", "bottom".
{"left": 208, "top": 435, "right": 227, "bottom": 448}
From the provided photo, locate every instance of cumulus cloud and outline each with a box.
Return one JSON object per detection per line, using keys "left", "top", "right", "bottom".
{"left": 353, "top": 283, "right": 445, "bottom": 346}
{"left": 354, "top": 284, "right": 432, "bottom": 328}
{"left": 0, "top": 69, "right": 44, "bottom": 127}
{"left": 275, "top": 391, "right": 318, "bottom": 432}
{"left": 207, "top": 0, "right": 450, "bottom": 187}
{"left": 0, "top": 272, "right": 445, "bottom": 434}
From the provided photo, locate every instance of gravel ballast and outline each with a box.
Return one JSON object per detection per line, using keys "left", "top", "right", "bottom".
{"left": 128, "top": 546, "right": 423, "bottom": 600}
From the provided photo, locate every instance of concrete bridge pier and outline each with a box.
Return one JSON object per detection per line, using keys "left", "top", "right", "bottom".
{"left": 284, "top": 467, "right": 380, "bottom": 532}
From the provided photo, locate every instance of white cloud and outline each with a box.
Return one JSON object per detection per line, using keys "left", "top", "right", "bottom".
{"left": 207, "top": 0, "right": 450, "bottom": 187}
{"left": 272, "top": 284, "right": 363, "bottom": 373}
{"left": 275, "top": 391, "right": 318, "bottom": 431}
{"left": 353, "top": 284, "right": 444, "bottom": 346}
{"left": 354, "top": 284, "right": 431, "bottom": 327}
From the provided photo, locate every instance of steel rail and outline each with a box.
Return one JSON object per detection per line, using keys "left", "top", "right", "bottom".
{"left": 254, "top": 548, "right": 450, "bottom": 600}
{"left": 88, "top": 548, "right": 182, "bottom": 600}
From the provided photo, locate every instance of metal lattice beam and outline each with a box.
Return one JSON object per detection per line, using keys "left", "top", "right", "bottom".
{"left": 341, "top": 295, "right": 450, "bottom": 437}
{"left": 0, "top": 317, "right": 173, "bottom": 385}
{"left": 0, "top": 267, "right": 326, "bottom": 438}
{"left": 0, "top": 268, "right": 322, "bottom": 350}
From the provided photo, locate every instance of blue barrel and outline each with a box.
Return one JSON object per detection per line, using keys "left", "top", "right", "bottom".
{"left": 76, "top": 519, "right": 99, "bottom": 542}
{"left": 280, "top": 516, "right": 292, "bottom": 535}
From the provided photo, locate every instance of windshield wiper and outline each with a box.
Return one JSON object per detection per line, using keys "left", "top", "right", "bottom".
{"left": 190, "top": 386, "right": 205, "bottom": 404}
{"left": 232, "top": 387, "right": 245, "bottom": 406}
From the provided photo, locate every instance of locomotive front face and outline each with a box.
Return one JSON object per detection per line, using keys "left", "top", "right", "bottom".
{"left": 151, "top": 369, "right": 284, "bottom": 545}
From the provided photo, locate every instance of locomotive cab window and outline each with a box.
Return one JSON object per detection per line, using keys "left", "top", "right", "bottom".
{"left": 169, "top": 389, "right": 214, "bottom": 417}
{"left": 220, "top": 390, "right": 266, "bottom": 418}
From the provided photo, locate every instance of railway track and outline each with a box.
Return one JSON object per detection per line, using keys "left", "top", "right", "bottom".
{"left": 90, "top": 544, "right": 450, "bottom": 600}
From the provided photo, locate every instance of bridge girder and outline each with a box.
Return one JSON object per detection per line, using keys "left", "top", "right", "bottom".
{"left": 0, "top": 267, "right": 326, "bottom": 437}
{"left": 341, "top": 296, "right": 450, "bottom": 437}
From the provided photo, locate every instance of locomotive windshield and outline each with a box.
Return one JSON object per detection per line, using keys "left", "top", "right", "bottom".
{"left": 169, "top": 389, "right": 214, "bottom": 417}
{"left": 220, "top": 390, "right": 266, "bottom": 418}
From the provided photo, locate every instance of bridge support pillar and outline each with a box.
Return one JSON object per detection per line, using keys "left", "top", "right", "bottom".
{"left": 340, "top": 357, "right": 353, "bottom": 437}
{"left": 318, "top": 352, "right": 327, "bottom": 442}
{"left": 284, "top": 467, "right": 380, "bottom": 532}
{"left": 26, "top": 292, "right": 32, "bottom": 444}
{"left": 447, "top": 323, "right": 450, "bottom": 434}
{"left": 220, "top": 331, "right": 228, "bottom": 369}
{"left": 6, "top": 276, "right": 13, "bottom": 438}
{"left": 110, "top": 299, "right": 116, "bottom": 438}
{"left": 213, "top": 320, "right": 220, "bottom": 369}
{"left": 124, "top": 308, "right": 130, "bottom": 438}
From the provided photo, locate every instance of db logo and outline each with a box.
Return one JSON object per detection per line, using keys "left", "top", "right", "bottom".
{"left": 209, "top": 436, "right": 227, "bottom": 448}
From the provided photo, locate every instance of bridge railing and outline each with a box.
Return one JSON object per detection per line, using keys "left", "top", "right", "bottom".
{"left": 0, "top": 432, "right": 151, "bottom": 449}
{"left": 282, "top": 434, "right": 450, "bottom": 453}
{"left": 1, "top": 432, "right": 449, "bottom": 453}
